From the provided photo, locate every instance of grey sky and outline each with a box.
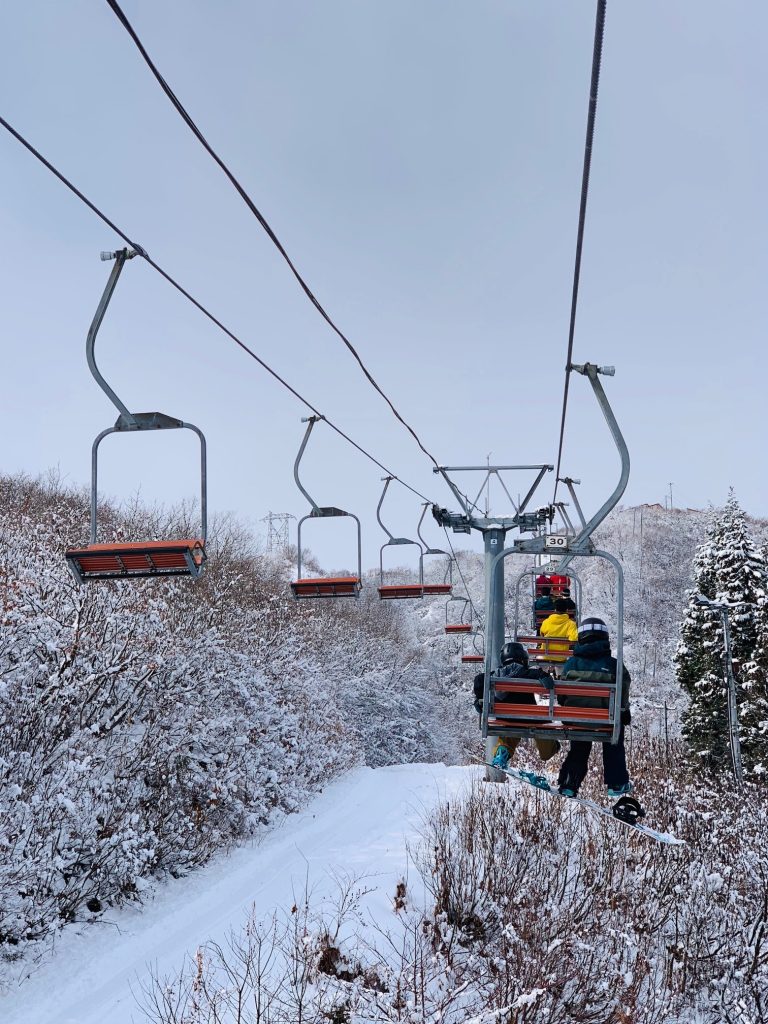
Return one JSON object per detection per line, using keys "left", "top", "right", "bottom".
{"left": 1, "top": 1, "right": 765, "bottom": 572}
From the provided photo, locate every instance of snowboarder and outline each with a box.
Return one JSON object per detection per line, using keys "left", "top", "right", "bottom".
{"left": 474, "top": 641, "right": 560, "bottom": 770}
{"left": 559, "top": 587, "right": 577, "bottom": 615}
{"left": 539, "top": 599, "right": 578, "bottom": 658}
{"left": 556, "top": 616, "right": 632, "bottom": 798}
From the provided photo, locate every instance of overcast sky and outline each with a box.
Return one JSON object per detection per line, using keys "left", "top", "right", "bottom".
{"left": 1, "top": 1, "right": 765, "bottom": 572}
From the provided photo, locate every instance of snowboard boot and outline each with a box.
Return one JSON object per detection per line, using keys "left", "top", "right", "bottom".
{"left": 491, "top": 745, "right": 511, "bottom": 770}
{"left": 607, "top": 781, "right": 633, "bottom": 798}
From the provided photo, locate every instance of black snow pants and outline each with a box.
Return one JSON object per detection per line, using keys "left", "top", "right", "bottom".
{"left": 557, "top": 725, "right": 629, "bottom": 794}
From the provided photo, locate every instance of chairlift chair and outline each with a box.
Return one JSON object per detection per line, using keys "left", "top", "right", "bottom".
{"left": 65, "top": 249, "right": 207, "bottom": 584}
{"left": 290, "top": 416, "right": 362, "bottom": 599}
{"left": 417, "top": 503, "right": 454, "bottom": 597}
{"left": 485, "top": 549, "right": 623, "bottom": 744}
{"left": 460, "top": 630, "right": 485, "bottom": 664}
{"left": 445, "top": 595, "right": 472, "bottom": 634}
{"left": 376, "top": 478, "right": 451, "bottom": 600}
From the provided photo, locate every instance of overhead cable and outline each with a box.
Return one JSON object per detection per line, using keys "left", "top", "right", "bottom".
{"left": 552, "top": 0, "right": 607, "bottom": 503}
{"left": 0, "top": 112, "right": 436, "bottom": 507}
{"left": 442, "top": 527, "right": 483, "bottom": 628}
{"left": 103, "top": 0, "right": 441, "bottom": 473}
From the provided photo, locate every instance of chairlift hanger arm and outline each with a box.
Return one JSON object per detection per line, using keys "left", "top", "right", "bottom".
{"left": 292, "top": 416, "right": 350, "bottom": 517}
{"left": 417, "top": 502, "right": 447, "bottom": 555}
{"left": 376, "top": 476, "right": 420, "bottom": 546}
{"left": 87, "top": 248, "right": 143, "bottom": 426}
{"left": 566, "top": 364, "right": 630, "bottom": 552}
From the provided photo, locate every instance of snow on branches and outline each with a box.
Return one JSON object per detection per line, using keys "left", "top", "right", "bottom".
{"left": 675, "top": 493, "right": 768, "bottom": 779}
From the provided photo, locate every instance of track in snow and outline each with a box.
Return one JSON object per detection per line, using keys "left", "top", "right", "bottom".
{"left": 3, "top": 764, "right": 476, "bottom": 1024}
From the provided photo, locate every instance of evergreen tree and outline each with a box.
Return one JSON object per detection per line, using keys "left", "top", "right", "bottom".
{"left": 741, "top": 543, "right": 768, "bottom": 779}
{"left": 675, "top": 512, "right": 729, "bottom": 771}
{"left": 675, "top": 494, "right": 766, "bottom": 776}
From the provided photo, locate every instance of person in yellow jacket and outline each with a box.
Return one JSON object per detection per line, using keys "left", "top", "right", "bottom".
{"left": 539, "top": 599, "right": 578, "bottom": 662}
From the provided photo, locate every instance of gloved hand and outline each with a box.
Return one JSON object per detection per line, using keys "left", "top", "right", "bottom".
{"left": 621, "top": 707, "right": 632, "bottom": 726}
{"left": 473, "top": 698, "right": 483, "bottom": 714}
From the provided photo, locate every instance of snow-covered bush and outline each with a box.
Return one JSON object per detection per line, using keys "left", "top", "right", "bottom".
{"left": 141, "top": 740, "right": 768, "bottom": 1023}
{"left": 0, "top": 474, "right": 469, "bottom": 956}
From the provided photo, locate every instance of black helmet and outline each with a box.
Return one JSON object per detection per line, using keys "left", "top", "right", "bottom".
{"left": 500, "top": 641, "right": 529, "bottom": 667}
{"left": 578, "top": 616, "right": 610, "bottom": 644}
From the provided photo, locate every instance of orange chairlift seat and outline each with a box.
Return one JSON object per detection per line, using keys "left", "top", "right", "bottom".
{"left": 65, "top": 250, "right": 207, "bottom": 585}
{"left": 376, "top": 478, "right": 452, "bottom": 600}
{"left": 485, "top": 673, "right": 617, "bottom": 744}
{"left": 290, "top": 416, "right": 362, "bottom": 599}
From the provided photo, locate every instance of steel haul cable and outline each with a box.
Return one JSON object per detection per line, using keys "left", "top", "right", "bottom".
{"left": 552, "top": 0, "right": 608, "bottom": 504}
{"left": 104, "top": 0, "right": 441, "bottom": 473}
{"left": 0, "top": 112, "right": 436, "bottom": 507}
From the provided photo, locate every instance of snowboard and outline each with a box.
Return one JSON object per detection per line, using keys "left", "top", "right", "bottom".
{"left": 484, "top": 762, "right": 685, "bottom": 846}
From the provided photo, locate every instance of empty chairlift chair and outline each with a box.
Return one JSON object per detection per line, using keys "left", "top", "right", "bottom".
{"left": 417, "top": 502, "right": 454, "bottom": 598}
{"left": 65, "top": 249, "right": 207, "bottom": 584}
{"left": 376, "top": 477, "right": 452, "bottom": 600}
{"left": 445, "top": 596, "right": 472, "bottom": 635}
{"left": 459, "top": 625, "right": 485, "bottom": 664}
{"left": 290, "top": 416, "right": 362, "bottom": 599}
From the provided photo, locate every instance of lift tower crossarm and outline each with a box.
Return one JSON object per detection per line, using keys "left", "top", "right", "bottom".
{"left": 432, "top": 464, "right": 553, "bottom": 532}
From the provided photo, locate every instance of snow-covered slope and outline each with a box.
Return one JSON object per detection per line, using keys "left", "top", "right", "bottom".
{"left": 3, "top": 764, "right": 476, "bottom": 1024}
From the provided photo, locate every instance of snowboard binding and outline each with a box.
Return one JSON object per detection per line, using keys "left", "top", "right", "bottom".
{"left": 518, "top": 770, "right": 551, "bottom": 791}
{"left": 612, "top": 796, "right": 645, "bottom": 825}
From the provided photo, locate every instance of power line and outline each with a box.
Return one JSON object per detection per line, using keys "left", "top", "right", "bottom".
{"left": 552, "top": 0, "right": 607, "bottom": 503}
{"left": 104, "top": 0, "right": 441, "bottom": 474}
{"left": 0, "top": 111, "right": 437, "bottom": 508}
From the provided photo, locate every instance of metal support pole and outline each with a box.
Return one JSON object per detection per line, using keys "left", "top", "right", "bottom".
{"left": 483, "top": 527, "right": 507, "bottom": 774}
{"left": 721, "top": 607, "right": 744, "bottom": 787}
{"left": 663, "top": 701, "right": 670, "bottom": 765}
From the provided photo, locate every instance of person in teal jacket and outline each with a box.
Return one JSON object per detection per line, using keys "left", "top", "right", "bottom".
{"left": 556, "top": 617, "right": 632, "bottom": 798}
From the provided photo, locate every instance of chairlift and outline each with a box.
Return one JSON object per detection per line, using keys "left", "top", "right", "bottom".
{"left": 445, "top": 596, "right": 472, "bottom": 635}
{"left": 478, "top": 363, "right": 631, "bottom": 748}
{"left": 290, "top": 416, "right": 362, "bottom": 599}
{"left": 460, "top": 630, "right": 485, "bottom": 664}
{"left": 65, "top": 249, "right": 207, "bottom": 584}
{"left": 376, "top": 478, "right": 452, "bottom": 600}
{"left": 417, "top": 502, "right": 454, "bottom": 593}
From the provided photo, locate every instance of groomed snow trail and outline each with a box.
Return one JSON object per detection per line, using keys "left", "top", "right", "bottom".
{"left": 3, "top": 763, "right": 477, "bottom": 1024}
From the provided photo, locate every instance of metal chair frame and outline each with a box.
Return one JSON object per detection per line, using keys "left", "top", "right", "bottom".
{"left": 292, "top": 416, "right": 362, "bottom": 598}
{"left": 376, "top": 478, "right": 451, "bottom": 599}
{"left": 66, "top": 249, "right": 207, "bottom": 585}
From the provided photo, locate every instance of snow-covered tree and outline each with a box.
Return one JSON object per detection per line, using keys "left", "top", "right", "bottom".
{"left": 741, "top": 543, "right": 768, "bottom": 779}
{"left": 675, "top": 494, "right": 766, "bottom": 777}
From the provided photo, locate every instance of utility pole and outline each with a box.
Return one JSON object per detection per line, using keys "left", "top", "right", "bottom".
{"left": 262, "top": 512, "right": 294, "bottom": 554}
{"left": 668, "top": 482, "right": 674, "bottom": 510}
{"left": 694, "top": 595, "right": 744, "bottom": 787}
